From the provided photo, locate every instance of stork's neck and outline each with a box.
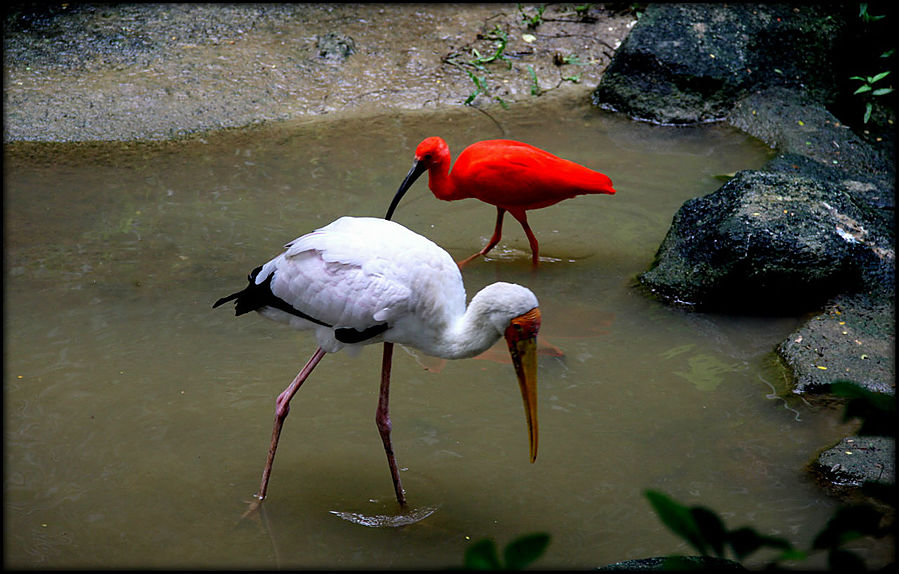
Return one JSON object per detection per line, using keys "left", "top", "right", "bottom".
{"left": 432, "top": 284, "right": 534, "bottom": 360}
{"left": 438, "top": 304, "right": 505, "bottom": 360}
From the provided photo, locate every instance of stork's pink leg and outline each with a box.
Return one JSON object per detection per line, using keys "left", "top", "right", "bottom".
{"left": 253, "top": 346, "right": 327, "bottom": 506}
{"left": 375, "top": 342, "right": 406, "bottom": 506}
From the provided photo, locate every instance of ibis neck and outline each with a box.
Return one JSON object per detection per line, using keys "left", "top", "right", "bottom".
{"left": 427, "top": 157, "right": 465, "bottom": 201}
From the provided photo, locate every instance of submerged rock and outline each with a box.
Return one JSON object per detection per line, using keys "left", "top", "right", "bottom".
{"left": 813, "top": 436, "right": 895, "bottom": 490}
{"left": 599, "top": 556, "right": 745, "bottom": 570}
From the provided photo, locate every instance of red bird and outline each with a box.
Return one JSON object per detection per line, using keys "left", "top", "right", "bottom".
{"left": 385, "top": 137, "right": 617, "bottom": 266}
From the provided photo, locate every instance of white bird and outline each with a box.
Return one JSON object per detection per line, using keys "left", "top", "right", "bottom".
{"left": 213, "top": 216, "right": 541, "bottom": 510}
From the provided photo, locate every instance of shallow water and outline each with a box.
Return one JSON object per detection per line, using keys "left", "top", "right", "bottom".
{"left": 3, "top": 97, "right": 881, "bottom": 569}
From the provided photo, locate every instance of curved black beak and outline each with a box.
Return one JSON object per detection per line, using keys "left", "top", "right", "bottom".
{"left": 385, "top": 158, "right": 428, "bottom": 221}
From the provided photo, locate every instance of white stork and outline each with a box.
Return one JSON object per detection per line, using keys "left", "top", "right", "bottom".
{"left": 214, "top": 216, "right": 540, "bottom": 510}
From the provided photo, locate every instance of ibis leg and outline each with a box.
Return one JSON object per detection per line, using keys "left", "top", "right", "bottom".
{"left": 458, "top": 207, "right": 506, "bottom": 267}
{"left": 375, "top": 342, "right": 407, "bottom": 506}
{"left": 255, "top": 346, "right": 327, "bottom": 504}
{"left": 510, "top": 210, "right": 540, "bottom": 266}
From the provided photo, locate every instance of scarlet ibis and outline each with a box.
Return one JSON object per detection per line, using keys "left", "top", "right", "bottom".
{"left": 385, "top": 137, "right": 617, "bottom": 266}
{"left": 213, "top": 216, "right": 540, "bottom": 509}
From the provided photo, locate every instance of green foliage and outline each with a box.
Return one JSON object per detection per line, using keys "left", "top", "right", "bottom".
{"left": 570, "top": 4, "right": 593, "bottom": 19}
{"left": 559, "top": 54, "right": 586, "bottom": 66}
{"left": 631, "top": 3, "right": 646, "bottom": 20}
{"left": 824, "top": 380, "right": 896, "bottom": 436}
{"left": 850, "top": 71, "right": 893, "bottom": 123}
{"left": 526, "top": 65, "right": 541, "bottom": 96}
{"left": 518, "top": 4, "right": 545, "bottom": 29}
{"left": 458, "top": 382, "right": 891, "bottom": 570}
{"left": 813, "top": 504, "right": 888, "bottom": 550}
{"left": 859, "top": 3, "right": 885, "bottom": 23}
{"left": 447, "top": 25, "right": 511, "bottom": 107}
{"left": 645, "top": 490, "right": 800, "bottom": 565}
{"left": 461, "top": 69, "right": 488, "bottom": 105}
{"left": 463, "top": 533, "right": 550, "bottom": 570}
{"left": 647, "top": 381, "right": 894, "bottom": 570}
{"left": 468, "top": 26, "right": 511, "bottom": 70}
{"left": 556, "top": 53, "right": 586, "bottom": 84}
{"left": 850, "top": 4, "right": 894, "bottom": 124}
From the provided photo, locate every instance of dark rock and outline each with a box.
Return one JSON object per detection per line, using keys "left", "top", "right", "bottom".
{"left": 638, "top": 169, "right": 894, "bottom": 314}
{"left": 813, "top": 436, "right": 895, "bottom": 489}
{"left": 777, "top": 293, "right": 895, "bottom": 395}
{"left": 729, "top": 87, "right": 895, "bottom": 184}
{"left": 763, "top": 152, "right": 894, "bottom": 216}
{"left": 593, "top": 4, "right": 846, "bottom": 124}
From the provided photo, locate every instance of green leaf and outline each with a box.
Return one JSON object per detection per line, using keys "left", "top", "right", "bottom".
{"left": 727, "top": 526, "right": 793, "bottom": 561}
{"left": 527, "top": 65, "right": 541, "bottom": 96}
{"left": 690, "top": 507, "right": 728, "bottom": 557}
{"left": 870, "top": 71, "right": 891, "bottom": 83}
{"left": 872, "top": 87, "right": 893, "bottom": 96}
{"left": 775, "top": 547, "right": 809, "bottom": 563}
{"left": 645, "top": 490, "right": 709, "bottom": 555}
{"left": 826, "top": 381, "right": 895, "bottom": 436}
{"left": 812, "top": 505, "right": 886, "bottom": 550}
{"left": 859, "top": 2, "right": 885, "bottom": 22}
{"left": 854, "top": 85, "right": 873, "bottom": 95}
{"left": 503, "top": 533, "right": 550, "bottom": 570}
{"left": 828, "top": 547, "right": 869, "bottom": 571}
{"left": 464, "top": 539, "right": 502, "bottom": 570}
{"left": 861, "top": 480, "right": 896, "bottom": 508}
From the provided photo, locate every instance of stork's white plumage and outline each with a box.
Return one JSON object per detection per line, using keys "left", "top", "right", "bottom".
{"left": 214, "top": 216, "right": 541, "bottom": 511}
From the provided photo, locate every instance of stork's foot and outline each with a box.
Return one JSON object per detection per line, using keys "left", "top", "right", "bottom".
{"left": 330, "top": 504, "right": 439, "bottom": 527}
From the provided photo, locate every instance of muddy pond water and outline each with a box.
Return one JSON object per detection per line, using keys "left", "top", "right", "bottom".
{"left": 3, "top": 96, "right": 873, "bottom": 569}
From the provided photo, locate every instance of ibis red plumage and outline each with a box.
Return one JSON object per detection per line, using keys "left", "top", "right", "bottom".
{"left": 385, "top": 137, "right": 617, "bottom": 266}
{"left": 214, "top": 216, "right": 540, "bottom": 510}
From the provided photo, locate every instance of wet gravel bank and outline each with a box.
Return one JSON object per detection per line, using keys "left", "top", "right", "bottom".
{"left": 3, "top": 3, "right": 635, "bottom": 142}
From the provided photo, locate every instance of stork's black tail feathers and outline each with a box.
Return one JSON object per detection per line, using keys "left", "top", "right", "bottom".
{"left": 214, "top": 265, "right": 321, "bottom": 321}
{"left": 214, "top": 265, "right": 389, "bottom": 344}
{"left": 213, "top": 266, "right": 277, "bottom": 317}
{"left": 214, "top": 266, "right": 331, "bottom": 328}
